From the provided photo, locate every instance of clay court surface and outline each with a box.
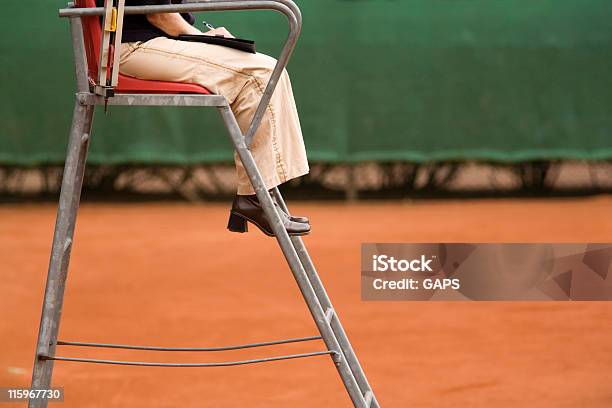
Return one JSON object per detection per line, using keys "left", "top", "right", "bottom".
{"left": 1, "top": 196, "right": 611, "bottom": 407}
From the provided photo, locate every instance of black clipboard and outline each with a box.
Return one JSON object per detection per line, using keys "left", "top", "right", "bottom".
{"left": 176, "top": 34, "right": 256, "bottom": 54}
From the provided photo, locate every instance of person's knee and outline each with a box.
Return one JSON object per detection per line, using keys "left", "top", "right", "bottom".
{"left": 246, "top": 54, "right": 292, "bottom": 89}
{"left": 250, "top": 53, "right": 279, "bottom": 80}
{"left": 261, "top": 56, "right": 290, "bottom": 77}
{"left": 259, "top": 53, "right": 278, "bottom": 71}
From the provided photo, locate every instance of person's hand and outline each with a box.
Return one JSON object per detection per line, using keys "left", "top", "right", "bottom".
{"left": 204, "top": 27, "right": 235, "bottom": 38}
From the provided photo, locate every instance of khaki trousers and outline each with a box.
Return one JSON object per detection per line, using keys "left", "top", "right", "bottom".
{"left": 119, "top": 37, "right": 309, "bottom": 195}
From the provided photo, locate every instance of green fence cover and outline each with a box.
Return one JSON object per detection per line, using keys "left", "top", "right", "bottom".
{"left": 1, "top": 0, "right": 611, "bottom": 165}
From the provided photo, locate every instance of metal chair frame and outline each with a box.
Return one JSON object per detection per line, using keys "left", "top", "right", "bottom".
{"left": 29, "top": 1, "right": 380, "bottom": 407}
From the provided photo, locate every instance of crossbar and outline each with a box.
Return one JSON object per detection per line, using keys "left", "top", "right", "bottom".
{"left": 40, "top": 351, "right": 336, "bottom": 367}
{"left": 59, "top": 0, "right": 299, "bottom": 18}
{"left": 76, "top": 92, "right": 228, "bottom": 107}
{"left": 56, "top": 335, "right": 322, "bottom": 352}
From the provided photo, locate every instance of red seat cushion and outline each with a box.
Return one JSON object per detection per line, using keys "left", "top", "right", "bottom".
{"left": 117, "top": 74, "right": 211, "bottom": 94}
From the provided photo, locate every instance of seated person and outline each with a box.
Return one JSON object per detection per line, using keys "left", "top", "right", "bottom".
{"left": 98, "top": 0, "right": 311, "bottom": 236}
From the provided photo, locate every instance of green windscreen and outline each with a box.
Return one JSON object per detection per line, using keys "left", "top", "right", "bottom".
{"left": 1, "top": 0, "right": 611, "bottom": 165}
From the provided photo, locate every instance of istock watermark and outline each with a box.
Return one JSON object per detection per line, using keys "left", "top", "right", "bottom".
{"left": 361, "top": 243, "right": 612, "bottom": 301}
{"left": 371, "top": 254, "right": 435, "bottom": 272}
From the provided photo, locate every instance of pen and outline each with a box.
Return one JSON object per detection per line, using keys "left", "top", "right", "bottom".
{"left": 203, "top": 21, "right": 215, "bottom": 30}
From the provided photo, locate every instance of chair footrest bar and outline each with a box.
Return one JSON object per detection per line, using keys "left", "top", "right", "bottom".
{"left": 56, "top": 335, "right": 322, "bottom": 352}
{"left": 39, "top": 350, "right": 337, "bottom": 367}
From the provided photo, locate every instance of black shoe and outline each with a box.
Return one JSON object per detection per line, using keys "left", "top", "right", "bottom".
{"left": 227, "top": 195, "right": 311, "bottom": 237}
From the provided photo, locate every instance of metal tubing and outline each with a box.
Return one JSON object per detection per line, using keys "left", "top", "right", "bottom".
{"left": 59, "top": 0, "right": 300, "bottom": 149}
{"left": 69, "top": 17, "right": 90, "bottom": 93}
{"left": 273, "top": 188, "right": 381, "bottom": 408}
{"left": 29, "top": 17, "right": 95, "bottom": 408}
{"left": 217, "top": 105, "right": 367, "bottom": 408}
{"left": 297, "top": 237, "right": 381, "bottom": 408}
{"left": 42, "top": 351, "right": 336, "bottom": 367}
{"left": 56, "top": 335, "right": 322, "bottom": 351}
{"left": 29, "top": 102, "right": 95, "bottom": 408}
{"left": 59, "top": 1, "right": 298, "bottom": 17}
{"left": 76, "top": 92, "right": 227, "bottom": 107}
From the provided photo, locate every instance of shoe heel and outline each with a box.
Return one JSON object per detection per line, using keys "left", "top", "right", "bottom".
{"left": 227, "top": 212, "right": 248, "bottom": 233}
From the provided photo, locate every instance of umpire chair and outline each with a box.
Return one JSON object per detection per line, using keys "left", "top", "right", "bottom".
{"left": 29, "top": 1, "right": 380, "bottom": 407}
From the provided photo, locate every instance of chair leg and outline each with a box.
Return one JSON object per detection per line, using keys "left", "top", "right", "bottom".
{"left": 273, "top": 188, "right": 380, "bottom": 408}
{"left": 29, "top": 101, "right": 94, "bottom": 408}
{"left": 217, "top": 105, "right": 370, "bottom": 407}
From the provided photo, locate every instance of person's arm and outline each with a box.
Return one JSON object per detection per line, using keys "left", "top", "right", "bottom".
{"left": 147, "top": 13, "right": 234, "bottom": 38}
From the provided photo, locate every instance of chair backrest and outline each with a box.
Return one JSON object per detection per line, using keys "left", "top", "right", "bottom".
{"left": 72, "top": 0, "right": 213, "bottom": 95}
{"left": 75, "top": 0, "right": 103, "bottom": 85}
